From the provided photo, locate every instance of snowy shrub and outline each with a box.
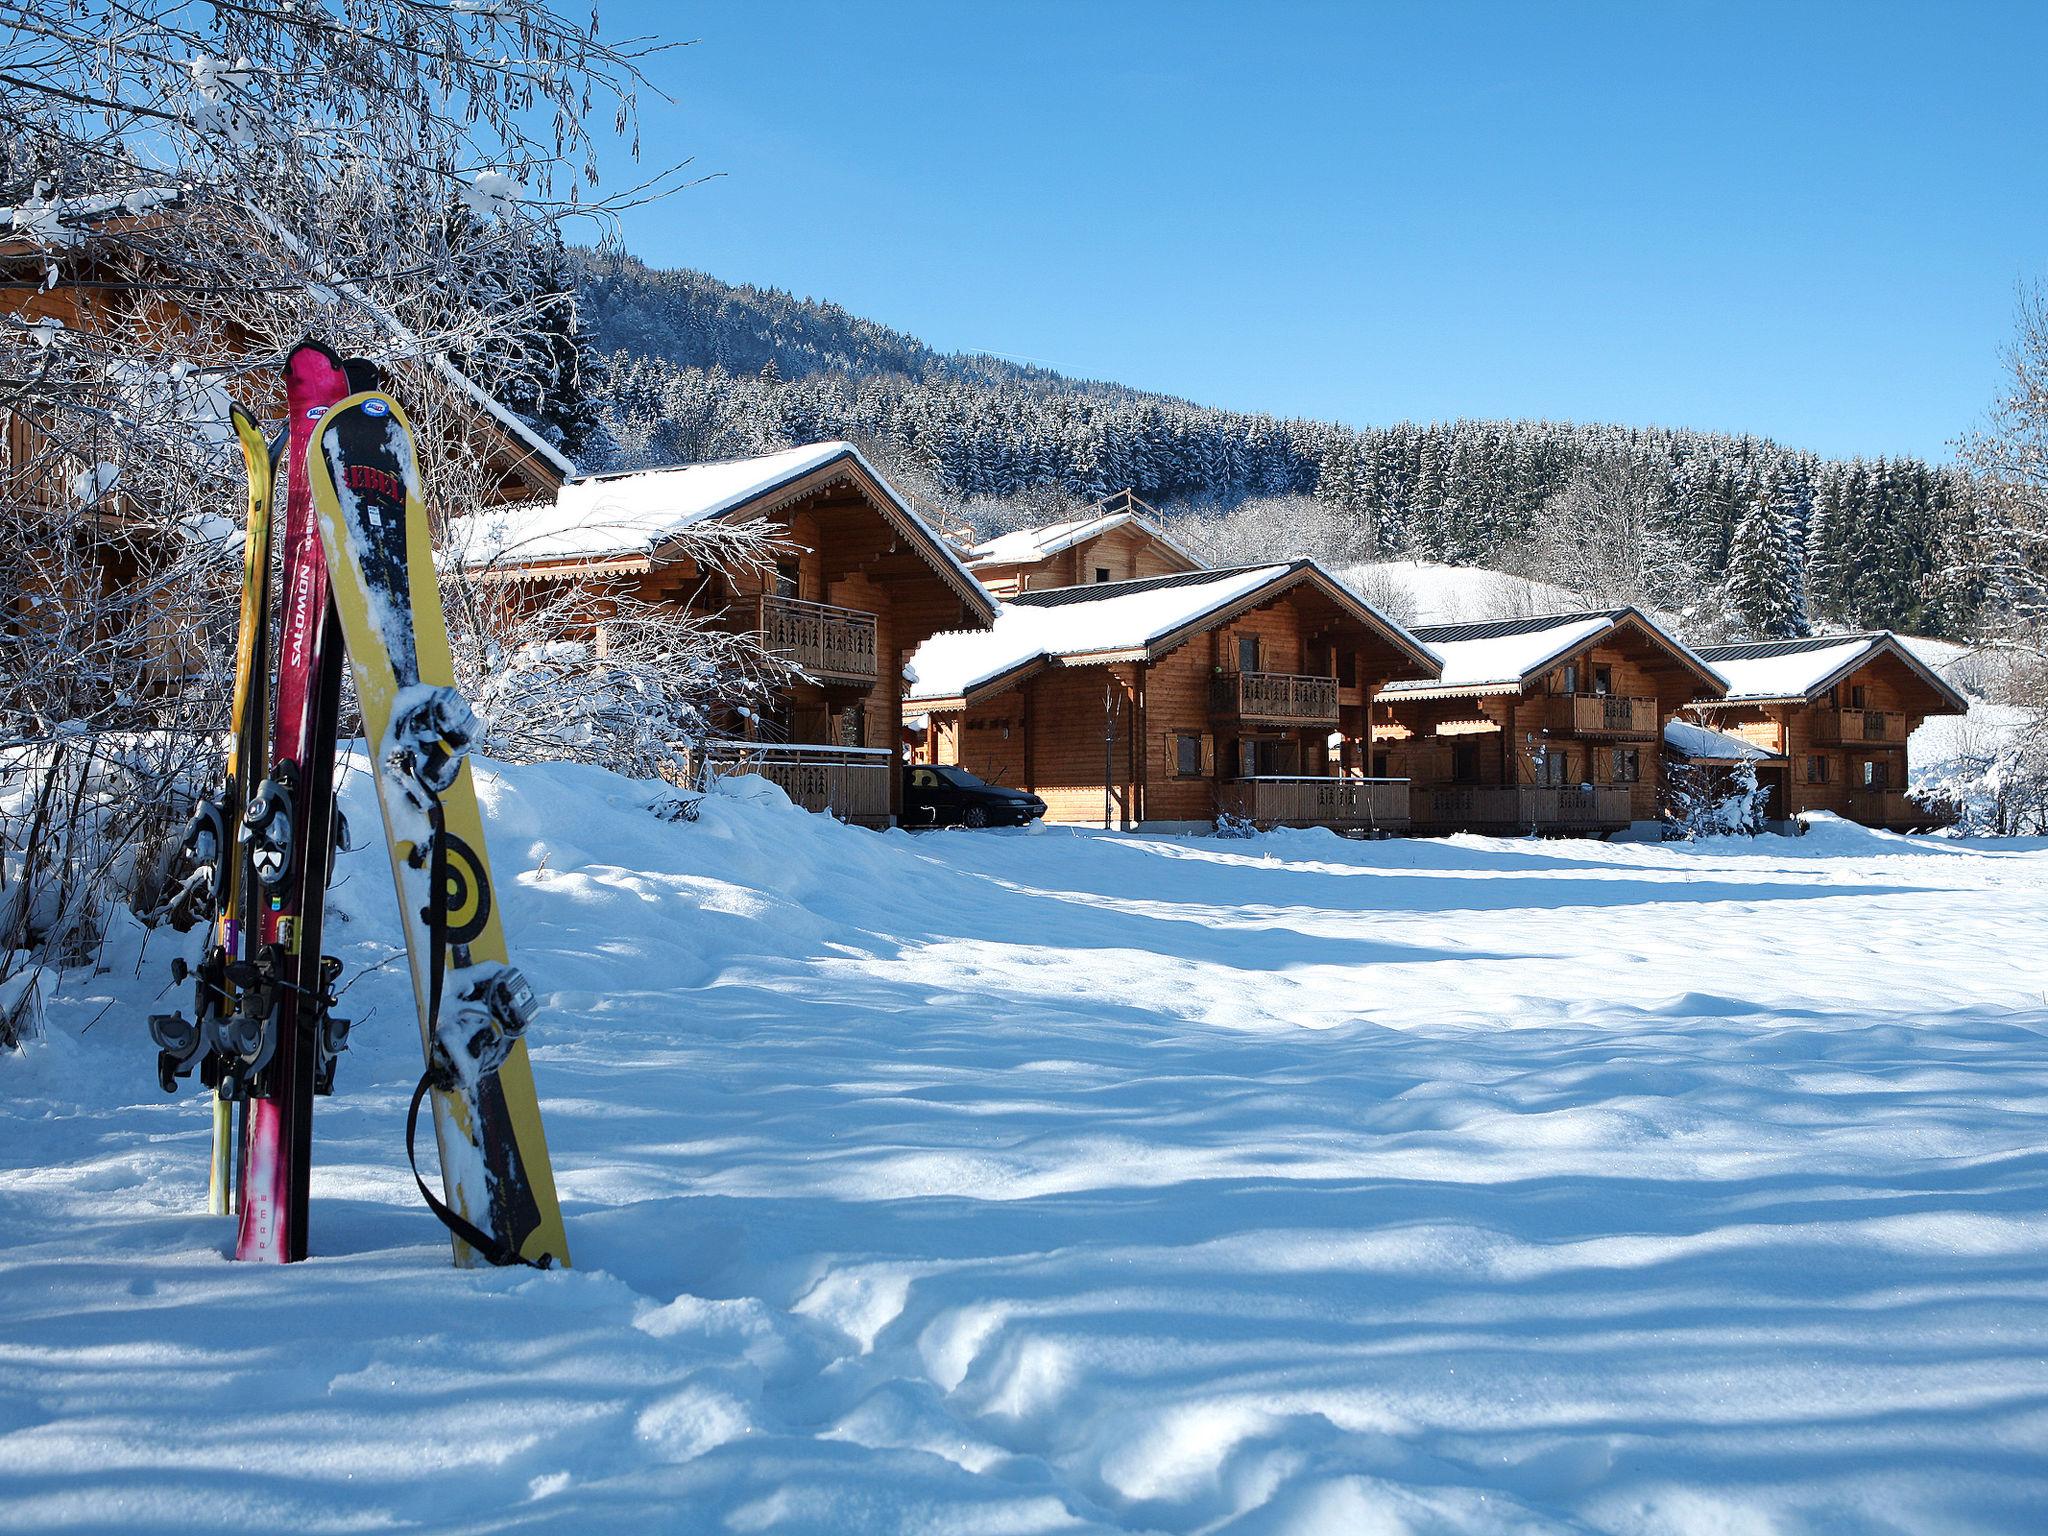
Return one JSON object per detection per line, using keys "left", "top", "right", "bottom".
{"left": 1213, "top": 810, "right": 1260, "bottom": 839}
{"left": 1665, "top": 758, "right": 1772, "bottom": 839}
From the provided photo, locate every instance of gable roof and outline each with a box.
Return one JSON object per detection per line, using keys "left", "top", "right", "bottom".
{"left": 1694, "top": 632, "right": 1970, "bottom": 712}
{"left": 448, "top": 440, "right": 996, "bottom": 622}
{"left": 965, "top": 502, "right": 1202, "bottom": 574}
{"left": 1381, "top": 607, "right": 1724, "bottom": 701}
{"left": 906, "top": 559, "right": 1438, "bottom": 708}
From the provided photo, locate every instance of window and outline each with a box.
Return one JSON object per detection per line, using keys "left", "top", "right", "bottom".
{"left": 911, "top": 768, "right": 936, "bottom": 788}
{"left": 1372, "top": 752, "right": 1389, "bottom": 779}
{"left": 1238, "top": 635, "right": 1260, "bottom": 672}
{"left": 1095, "top": 566, "right": 1112, "bottom": 583}
{"left": 1562, "top": 663, "right": 1578, "bottom": 693}
{"left": 1823, "top": 686, "right": 1839, "bottom": 708}
{"left": 1175, "top": 733, "right": 1202, "bottom": 777}
{"left": 1452, "top": 742, "right": 1480, "bottom": 784}
{"left": 775, "top": 561, "right": 800, "bottom": 599}
{"left": 1850, "top": 684, "right": 1867, "bottom": 710}
{"left": 838, "top": 707, "right": 864, "bottom": 748}
{"left": 1593, "top": 665, "right": 1613, "bottom": 697}
{"left": 1612, "top": 747, "right": 1640, "bottom": 784}
{"left": 1807, "top": 755, "right": 1829, "bottom": 784}
{"left": 1864, "top": 759, "right": 1889, "bottom": 788}
{"left": 1536, "top": 750, "right": 1568, "bottom": 786}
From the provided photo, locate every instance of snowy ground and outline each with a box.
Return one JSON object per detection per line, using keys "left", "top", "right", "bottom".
{"left": 5, "top": 760, "right": 2048, "bottom": 1534}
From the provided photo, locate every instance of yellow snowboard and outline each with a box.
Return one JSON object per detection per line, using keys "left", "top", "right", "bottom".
{"left": 309, "top": 390, "right": 568, "bottom": 1268}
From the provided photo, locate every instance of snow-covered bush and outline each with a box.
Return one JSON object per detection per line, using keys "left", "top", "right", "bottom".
{"left": 1665, "top": 758, "right": 1773, "bottom": 839}
{"left": 442, "top": 520, "right": 792, "bottom": 782}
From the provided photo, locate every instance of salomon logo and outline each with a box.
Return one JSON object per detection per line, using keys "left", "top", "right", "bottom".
{"left": 362, "top": 398, "right": 389, "bottom": 417}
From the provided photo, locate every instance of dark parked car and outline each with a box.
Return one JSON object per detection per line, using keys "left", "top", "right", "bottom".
{"left": 903, "top": 765, "right": 1046, "bottom": 828}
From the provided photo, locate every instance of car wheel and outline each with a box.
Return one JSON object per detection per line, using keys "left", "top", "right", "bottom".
{"left": 963, "top": 806, "right": 988, "bottom": 829}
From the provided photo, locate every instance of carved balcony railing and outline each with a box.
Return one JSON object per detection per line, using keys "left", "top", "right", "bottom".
{"left": 757, "top": 594, "right": 879, "bottom": 687}
{"left": 1550, "top": 692, "right": 1658, "bottom": 739}
{"left": 1210, "top": 670, "right": 1340, "bottom": 726}
{"left": 1815, "top": 708, "right": 1909, "bottom": 745}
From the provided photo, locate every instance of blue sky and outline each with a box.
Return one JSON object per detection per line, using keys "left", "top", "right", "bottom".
{"left": 593, "top": 2, "right": 2048, "bottom": 464}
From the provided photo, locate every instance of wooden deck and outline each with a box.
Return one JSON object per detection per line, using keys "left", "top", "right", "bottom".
{"left": 1411, "top": 784, "right": 1634, "bottom": 836}
{"left": 681, "top": 740, "right": 894, "bottom": 825}
{"left": 1845, "top": 788, "right": 1949, "bottom": 831}
{"left": 1218, "top": 776, "right": 1409, "bottom": 832}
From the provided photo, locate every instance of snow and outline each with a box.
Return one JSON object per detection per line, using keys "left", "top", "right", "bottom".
{"left": 907, "top": 565, "right": 1292, "bottom": 701}
{"left": 450, "top": 443, "right": 904, "bottom": 569}
{"left": 1382, "top": 613, "right": 1614, "bottom": 695}
{"left": 965, "top": 510, "right": 1197, "bottom": 572}
{"left": 1664, "top": 717, "right": 1779, "bottom": 761}
{"left": 1338, "top": 560, "right": 1582, "bottom": 626}
{"left": 1704, "top": 637, "right": 1878, "bottom": 701}
{"left": 6, "top": 755, "right": 2048, "bottom": 1531}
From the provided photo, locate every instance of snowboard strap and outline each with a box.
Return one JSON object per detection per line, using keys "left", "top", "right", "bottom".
{"left": 404, "top": 801, "right": 551, "bottom": 1271}
{"left": 404, "top": 1065, "right": 549, "bottom": 1270}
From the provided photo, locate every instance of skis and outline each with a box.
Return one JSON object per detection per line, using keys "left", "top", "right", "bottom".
{"left": 310, "top": 389, "right": 569, "bottom": 1270}
{"left": 147, "top": 403, "right": 279, "bottom": 1218}
{"left": 233, "top": 341, "right": 354, "bottom": 1264}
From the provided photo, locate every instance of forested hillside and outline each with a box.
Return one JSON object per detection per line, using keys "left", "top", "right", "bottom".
{"left": 572, "top": 251, "right": 2004, "bottom": 641}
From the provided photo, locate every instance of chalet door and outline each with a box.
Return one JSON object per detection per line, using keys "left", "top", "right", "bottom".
{"left": 1239, "top": 635, "right": 1261, "bottom": 673}
{"left": 1452, "top": 742, "right": 1479, "bottom": 784}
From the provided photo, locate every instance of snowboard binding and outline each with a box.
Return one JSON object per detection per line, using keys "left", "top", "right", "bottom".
{"left": 383, "top": 685, "right": 478, "bottom": 816}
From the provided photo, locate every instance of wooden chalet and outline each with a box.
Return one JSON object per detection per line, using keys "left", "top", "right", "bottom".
{"left": 962, "top": 490, "right": 1202, "bottom": 597}
{"left": 3, "top": 192, "right": 570, "bottom": 712}
{"left": 452, "top": 441, "right": 998, "bottom": 826}
{"left": 905, "top": 561, "right": 1440, "bottom": 831}
{"left": 1374, "top": 608, "right": 1726, "bottom": 837}
{"left": 1682, "top": 633, "right": 1968, "bottom": 830}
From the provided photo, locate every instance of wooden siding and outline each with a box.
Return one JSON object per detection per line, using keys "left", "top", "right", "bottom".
{"left": 980, "top": 520, "right": 1198, "bottom": 596}
{"left": 1686, "top": 652, "right": 1957, "bottom": 828}
{"left": 921, "top": 582, "right": 1421, "bottom": 831}
{"left": 1377, "top": 628, "right": 1703, "bottom": 833}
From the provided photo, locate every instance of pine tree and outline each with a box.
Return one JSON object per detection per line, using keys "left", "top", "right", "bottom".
{"left": 1726, "top": 473, "right": 1809, "bottom": 638}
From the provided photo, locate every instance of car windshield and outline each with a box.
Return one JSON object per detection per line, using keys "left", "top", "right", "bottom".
{"left": 932, "top": 766, "right": 987, "bottom": 788}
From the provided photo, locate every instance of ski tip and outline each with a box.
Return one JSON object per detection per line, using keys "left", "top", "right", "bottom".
{"left": 228, "top": 401, "right": 260, "bottom": 434}
{"left": 342, "top": 358, "right": 385, "bottom": 395}
{"left": 287, "top": 336, "right": 348, "bottom": 370}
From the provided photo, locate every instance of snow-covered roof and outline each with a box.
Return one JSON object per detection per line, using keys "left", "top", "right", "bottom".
{"left": 966, "top": 507, "right": 1201, "bottom": 572}
{"left": 1695, "top": 632, "right": 1970, "bottom": 712}
{"left": 451, "top": 443, "right": 855, "bottom": 566}
{"left": 448, "top": 440, "right": 997, "bottom": 619}
{"left": 907, "top": 560, "right": 1436, "bottom": 705}
{"left": 1380, "top": 608, "right": 1722, "bottom": 701}
{"left": 1663, "top": 718, "right": 1782, "bottom": 763}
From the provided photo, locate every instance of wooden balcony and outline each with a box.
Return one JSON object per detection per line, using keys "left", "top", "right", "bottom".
{"left": 1218, "top": 776, "right": 1409, "bottom": 832}
{"left": 1815, "top": 708, "right": 1910, "bottom": 745}
{"left": 1845, "top": 788, "right": 1949, "bottom": 831}
{"left": 679, "top": 740, "right": 894, "bottom": 826}
{"left": 757, "top": 594, "right": 879, "bottom": 687}
{"left": 1210, "top": 670, "right": 1340, "bottom": 726}
{"left": 1413, "top": 784, "right": 1634, "bottom": 836}
{"left": 1548, "top": 692, "right": 1658, "bottom": 739}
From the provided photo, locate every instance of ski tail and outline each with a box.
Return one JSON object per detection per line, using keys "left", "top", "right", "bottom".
{"left": 311, "top": 388, "right": 569, "bottom": 1270}
{"left": 234, "top": 340, "right": 352, "bottom": 1263}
